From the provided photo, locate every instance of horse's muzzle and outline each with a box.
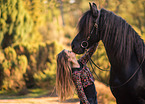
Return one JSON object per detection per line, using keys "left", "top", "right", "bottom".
{"left": 71, "top": 43, "right": 85, "bottom": 54}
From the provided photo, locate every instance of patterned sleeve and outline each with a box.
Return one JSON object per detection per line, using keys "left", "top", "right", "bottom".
{"left": 79, "top": 43, "right": 98, "bottom": 65}
{"left": 72, "top": 71, "right": 90, "bottom": 104}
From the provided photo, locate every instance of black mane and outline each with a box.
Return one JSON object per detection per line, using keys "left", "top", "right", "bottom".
{"left": 99, "top": 9, "right": 144, "bottom": 63}
{"left": 78, "top": 10, "right": 93, "bottom": 38}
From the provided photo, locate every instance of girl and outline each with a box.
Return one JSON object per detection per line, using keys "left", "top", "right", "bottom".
{"left": 56, "top": 43, "right": 98, "bottom": 104}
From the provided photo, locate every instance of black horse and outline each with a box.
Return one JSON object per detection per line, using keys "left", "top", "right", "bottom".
{"left": 71, "top": 2, "right": 145, "bottom": 104}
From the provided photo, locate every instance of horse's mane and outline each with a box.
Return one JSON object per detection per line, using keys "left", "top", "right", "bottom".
{"left": 99, "top": 9, "right": 144, "bottom": 63}
{"left": 78, "top": 8, "right": 144, "bottom": 64}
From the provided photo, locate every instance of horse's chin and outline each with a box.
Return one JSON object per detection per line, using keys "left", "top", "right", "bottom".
{"left": 72, "top": 47, "right": 85, "bottom": 54}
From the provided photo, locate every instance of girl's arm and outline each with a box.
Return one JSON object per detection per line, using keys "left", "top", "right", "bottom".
{"left": 72, "top": 72, "right": 90, "bottom": 104}
{"left": 79, "top": 43, "right": 98, "bottom": 65}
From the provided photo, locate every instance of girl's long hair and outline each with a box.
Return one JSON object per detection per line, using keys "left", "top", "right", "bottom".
{"left": 56, "top": 50, "right": 75, "bottom": 101}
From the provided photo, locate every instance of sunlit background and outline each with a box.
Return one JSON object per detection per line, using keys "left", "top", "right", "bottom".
{"left": 0, "top": 0, "right": 145, "bottom": 103}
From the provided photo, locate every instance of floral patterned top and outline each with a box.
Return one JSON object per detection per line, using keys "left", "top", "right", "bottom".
{"left": 72, "top": 43, "right": 98, "bottom": 104}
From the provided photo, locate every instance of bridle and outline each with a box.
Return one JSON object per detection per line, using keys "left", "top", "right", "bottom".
{"left": 80, "top": 10, "right": 110, "bottom": 82}
{"left": 88, "top": 43, "right": 145, "bottom": 89}
{"left": 81, "top": 10, "right": 100, "bottom": 49}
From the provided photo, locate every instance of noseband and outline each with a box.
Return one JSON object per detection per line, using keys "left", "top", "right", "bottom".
{"left": 81, "top": 11, "right": 100, "bottom": 49}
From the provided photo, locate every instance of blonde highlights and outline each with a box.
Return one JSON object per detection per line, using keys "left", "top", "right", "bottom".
{"left": 56, "top": 50, "right": 75, "bottom": 101}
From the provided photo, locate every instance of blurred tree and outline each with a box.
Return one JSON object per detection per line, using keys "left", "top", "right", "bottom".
{"left": 23, "top": 0, "right": 46, "bottom": 42}
{"left": 0, "top": 0, "right": 144, "bottom": 89}
{"left": 0, "top": 0, "right": 33, "bottom": 49}
{"left": 130, "top": 0, "right": 145, "bottom": 35}
{"left": 36, "top": 0, "right": 62, "bottom": 42}
{"left": 62, "top": 0, "right": 83, "bottom": 27}
{"left": 0, "top": 47, "right": 28, "bottom": 90}
{"left": 58, "top": 0, "right": 65, "bottom": 26}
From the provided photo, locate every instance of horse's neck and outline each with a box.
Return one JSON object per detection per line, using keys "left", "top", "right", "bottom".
{"left": 134, "top": 34, "right": 145, "bottom": 63}
{"left": 100, "top": 10, "right": 131, "bottom": 64}
{"left": 100, "top": 9, "right": 145, "bottom": 86}
{"left": 103, "top": 45, "right": 126, "bottom": 68}
{"left": 100, "top": 9, "right": 145, "bottom": 67}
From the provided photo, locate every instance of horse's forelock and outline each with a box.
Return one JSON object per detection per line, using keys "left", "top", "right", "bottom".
{"left": 85, "top": 13, "right": 93, "bottom": 37}
{"left": 78, "top": 10, "right": 92, "bottom": 38}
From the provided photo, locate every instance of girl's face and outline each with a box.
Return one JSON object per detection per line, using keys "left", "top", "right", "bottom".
{"left": 64, "top": 50, "right": 76, "bottom": 59}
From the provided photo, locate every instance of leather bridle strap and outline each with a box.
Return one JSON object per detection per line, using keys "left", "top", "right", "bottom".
{"left": 81, "top": 10, "right": 100, "bottom": 49}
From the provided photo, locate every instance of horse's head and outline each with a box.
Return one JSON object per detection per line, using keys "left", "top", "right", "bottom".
{"left": 71, "top": 2, "right": 100, "bottom": 54}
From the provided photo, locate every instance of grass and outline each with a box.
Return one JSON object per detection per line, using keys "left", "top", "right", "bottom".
{"left": 0, "top": 88, "right": 50, "bottom": 99}
{"left": 0, "top": 81, "right": 116, "bottom": 104}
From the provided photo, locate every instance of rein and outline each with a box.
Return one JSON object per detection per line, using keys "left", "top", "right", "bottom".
{"left": 89, "top": 58, "right": 110, "bottom": 71}
{"left": 111, "top": 46, "right": 145, "bottom": 88}
{"left": 87, "top": 52, "right": 110, "bottom": 83}
{"left": 86, "top": 50, "right": 110, "bottom": 81}
{"left": 86, "top": 45, "right": 145, "bottom": 88}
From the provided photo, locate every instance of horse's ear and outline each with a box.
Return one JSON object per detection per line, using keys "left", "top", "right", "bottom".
{"left": 89, "top": 2, "right": 98, "bottom": 17}
{"left": 89, "top": 2, "right": 92, "bottom": 11}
